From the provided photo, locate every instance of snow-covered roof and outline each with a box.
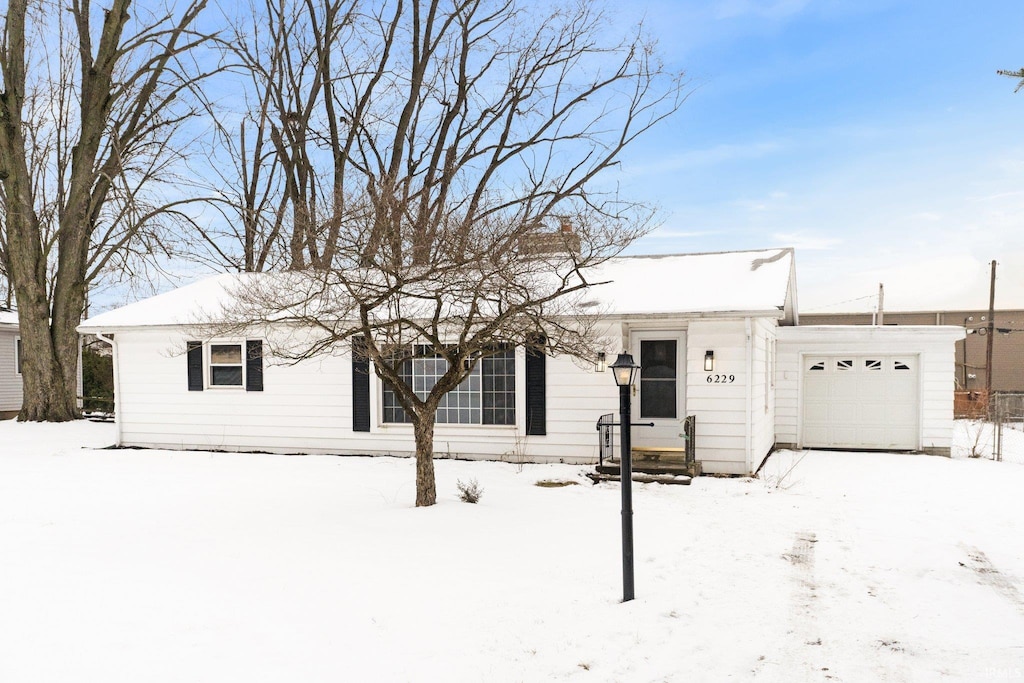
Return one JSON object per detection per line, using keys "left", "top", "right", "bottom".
{"left": 78, "top": 248, "right": 796, "bottom": 331}
{"left": 0, "top": 309, "right": 18, "bottom": 327}
{"left": 78, "top": 272, "right": 256, "bottom": 330}
{"left": 582, "top": 248, "right": 795, "bottom": 316}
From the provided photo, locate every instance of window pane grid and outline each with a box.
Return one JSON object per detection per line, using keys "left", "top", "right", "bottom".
{"left": 381, "top": 345, "right": 515, "bottom": 426}
{"left": 482, "top": 348, "right": 516, "bottom": 425}
{"left": 382, "top": 361, "right": 414, "bottom": 423}
{"left": 432, "top": 361, "right": 481, "bottom": 424}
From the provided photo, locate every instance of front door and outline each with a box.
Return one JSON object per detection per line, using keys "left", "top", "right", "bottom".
{"left": 631, "top": 332, "right": 687, "bottom": 449}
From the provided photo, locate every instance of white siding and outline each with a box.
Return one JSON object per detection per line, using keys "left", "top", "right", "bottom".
{"left": 775, "top": 326, "right": 963, "bottom": 455}
{"left": 686, "top": 319, "right": 751, "bottom": 475}
{"left": 108, "top": 316, "right": 791, "bottom": 474}
{"left": 112, "top": 328, "right": 620, "bottom": 464}
{"left": 682, "top": 317, "right": 779, "bottom": 476}
{"left": 748, "top": 317, "right": 778, "bottom": 472}
{"left": 0, "top": 329, "right": 23, "bottom": 413}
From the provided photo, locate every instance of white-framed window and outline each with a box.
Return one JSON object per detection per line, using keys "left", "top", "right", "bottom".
{"left": 209, "top": 342, "right": 244, "bottom": 387}
{"left": 381, "top": 344, "right": 516, "bottom": 425}
{"left": 187, "top": 339, "right": 263, "bottom": 393}
{"left": 15, "top": 337, "right": 22, "bottom": 375}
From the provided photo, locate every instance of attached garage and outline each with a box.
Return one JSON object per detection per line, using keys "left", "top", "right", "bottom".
{"left": 801, "top": 354, "right": 919, "bottom": 450}
{"left": 775, "top": 326, "right": 964, "bottom": 456}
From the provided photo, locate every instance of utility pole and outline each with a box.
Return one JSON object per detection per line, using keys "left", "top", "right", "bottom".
{"left": 877, "top": 283, "right": 885, "bottom": 326}
{"left": 986, "top": 260, "right": 996, "bottom": 400}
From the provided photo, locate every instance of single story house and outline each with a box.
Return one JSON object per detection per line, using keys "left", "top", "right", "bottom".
{"left": 77, "top": 249, "right": 965, "bottom": 474}
{"left": 1, "top": 310, "right": 23, "bottom": 419}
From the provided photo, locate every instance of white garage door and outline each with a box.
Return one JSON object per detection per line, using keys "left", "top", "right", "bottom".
{"left": 802, "top": 355, "right": 919, "bottom": 450}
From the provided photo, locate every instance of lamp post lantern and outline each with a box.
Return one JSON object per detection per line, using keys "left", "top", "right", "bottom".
{"left": 610, "top": 352, "right": 639, "bottom": 602}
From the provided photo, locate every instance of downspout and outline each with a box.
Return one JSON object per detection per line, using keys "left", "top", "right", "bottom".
{"left": 94, "top": 332, "right": 122, "bottom": 446}
{"left": 745, "top": 317, "right": 753, "bottom": 474}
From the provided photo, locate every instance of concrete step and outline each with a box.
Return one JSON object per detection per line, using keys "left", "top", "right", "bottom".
{"left": 587, "top": 471, "right": 692, "bottom": 485}
{"left": 600, "top": 458, "right": 702, "bottom": 478}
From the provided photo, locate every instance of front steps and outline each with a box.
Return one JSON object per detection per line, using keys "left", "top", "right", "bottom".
{"left": 587, "top": 471, "right": 692, "bottom": 485}
{"left": 591, "top": 449, "right": 702, "bottom": 484}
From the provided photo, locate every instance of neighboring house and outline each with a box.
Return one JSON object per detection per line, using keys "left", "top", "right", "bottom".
{"left": 77, "top": 249, "right": 965, "bottom": 474}
{"left": 0, "top": 310, "right": 23, "bottom": 419}
{"left": 801, "top": 310, "right": 1024, "bottom": 394}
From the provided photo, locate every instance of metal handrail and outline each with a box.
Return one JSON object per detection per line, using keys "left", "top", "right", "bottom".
{"left": 595, "top": 414, "right": 656, "bottom": 467}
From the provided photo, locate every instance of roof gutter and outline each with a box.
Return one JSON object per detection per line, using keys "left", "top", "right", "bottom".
{"left": 608, "top": 309, "right": 788, "bottom": 323}
{"left": 745, "top": 317, "right": 753, "bottom": 473}
{"left": 77, "top": 308, "right": 790, "bottom": 335}
{"left": 94, "top": 332, "right": 122, "bottom": 446}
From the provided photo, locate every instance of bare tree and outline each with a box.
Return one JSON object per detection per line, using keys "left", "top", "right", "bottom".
{"left": 998, "top": 68, "right": 1024, "bottom": 92}
{"left": 0, "top": 0, "right": 216, "bottom": 420}
{"left": 208, "top": 0, "right": 687, "bottom": 506}
{"left": 196, "top": 0, "right": 356, "bottom": 272}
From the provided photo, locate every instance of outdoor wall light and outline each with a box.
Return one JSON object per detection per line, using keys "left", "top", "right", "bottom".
{"left": 704, "top": 350, "right": 715, "bottom": 372}
{"left": 596, "top": 351, "right": 607, "bottom": 373}
{"left": 610, "top": 353, "right": 639, "bottom": 387}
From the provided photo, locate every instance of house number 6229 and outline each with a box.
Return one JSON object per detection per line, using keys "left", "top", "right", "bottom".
{"left": 706, "top": 374, "right": 736, "bottom": 384}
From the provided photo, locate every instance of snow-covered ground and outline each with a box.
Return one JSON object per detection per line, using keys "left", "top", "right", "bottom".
{"left": 2, "top": 420, "right": 1023, "bottom": 682}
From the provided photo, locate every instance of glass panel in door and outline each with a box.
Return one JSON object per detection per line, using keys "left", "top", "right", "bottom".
{"left": 640, "top": 339, "right": 677, "bottom": 419}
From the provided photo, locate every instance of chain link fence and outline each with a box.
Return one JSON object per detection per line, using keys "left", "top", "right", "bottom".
{"left": 992, "top": 393, "right": 1024, "bottom": 464}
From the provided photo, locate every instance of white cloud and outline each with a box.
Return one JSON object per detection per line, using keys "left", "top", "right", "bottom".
{"left": 798, "top": 253, "right": 1024, "bottom": 313}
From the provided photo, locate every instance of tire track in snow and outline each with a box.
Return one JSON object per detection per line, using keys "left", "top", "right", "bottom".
{"left": 783, "top": 531, "right": 817, "bottom": 571}
{"left": 752, "top": 530, "right": 840, "bottom": 681}
{"left": 961, "top": 545, "right": 1024, "bottom": 615}
{"left": 784, "top": 531, "right": 835, "bottom": 681}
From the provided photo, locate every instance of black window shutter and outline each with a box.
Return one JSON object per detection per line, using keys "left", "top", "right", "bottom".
{"left": 246, "top": 340, "right": 264, "bottom": 392}
{"left": 187, "top": 341, "right": 203, "bottom": 391}
{"left": 352, "top": 336, "right": 370, "bottom": 432}
{"left": 525, "top": 342, "right": 546, "bottom": 436}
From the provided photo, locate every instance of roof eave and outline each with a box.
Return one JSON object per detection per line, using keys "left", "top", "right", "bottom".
{"left": 610, "top": 308, "right": 787, "bottom": 321}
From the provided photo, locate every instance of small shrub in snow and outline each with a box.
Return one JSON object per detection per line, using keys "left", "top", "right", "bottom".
{"left": 964, "top": 419, "right": 992, "bottom": 458}
{"left": 456, "top": 478, "right": 484, "bottom": 503}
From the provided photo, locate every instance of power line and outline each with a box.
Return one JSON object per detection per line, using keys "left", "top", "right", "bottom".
{"left": 802, "top": 294, "right": 878, "bottom": 312}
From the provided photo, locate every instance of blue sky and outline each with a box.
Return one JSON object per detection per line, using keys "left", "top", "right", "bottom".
{"left": 607, "top": 0, "right": 1024, "bottom": 312}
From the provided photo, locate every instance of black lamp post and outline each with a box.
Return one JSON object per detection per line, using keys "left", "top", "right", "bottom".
{"left": 610, "top": 352, "right": 639, "bottom": 602}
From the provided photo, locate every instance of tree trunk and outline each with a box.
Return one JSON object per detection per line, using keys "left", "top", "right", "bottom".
{"left": 411, "top": 416, "right": 437, "bottom": 507}
{"left": 11, "top": 224, "right": 78, "bottom": 421}
{"left": 17, "top": 316, "right": 78, "bottom": 422}
{"left": 1, "top": 0, "right": 211, "bottom": 421}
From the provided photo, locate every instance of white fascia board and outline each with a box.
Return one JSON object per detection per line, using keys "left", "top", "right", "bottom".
{"left": 610, "top": 309, "right": 785, "bottom": 323}
{"left": 777, "top": 325, "right": 966, "bottom": 343}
